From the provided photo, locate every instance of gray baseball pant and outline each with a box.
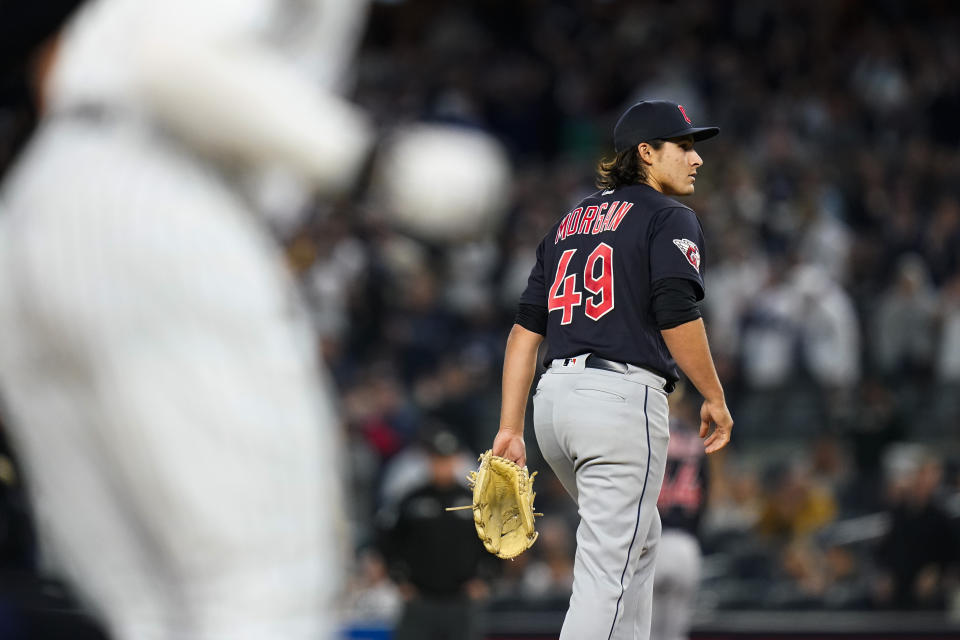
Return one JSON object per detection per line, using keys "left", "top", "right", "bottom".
{"left": 533, "top": 355, "right": 670, "bottom": 640}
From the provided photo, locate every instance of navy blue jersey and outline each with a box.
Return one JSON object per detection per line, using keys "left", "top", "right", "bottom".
{"left": 519, "top": 183, "right": 706, "bottom": 381}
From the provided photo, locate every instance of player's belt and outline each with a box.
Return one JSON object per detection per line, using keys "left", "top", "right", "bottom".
{"left": 583, "top": 355, "right": 677, "bottom": 393}
{"left": 583, "top": 355, "right": 630, "bottom": 374}
{"left": 52, "top": 103, "right": 147, "bottom": 129}
{"left": 51, "top": 103, "right": 179, "bottom": 149}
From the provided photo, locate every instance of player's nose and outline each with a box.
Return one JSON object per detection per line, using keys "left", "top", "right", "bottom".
{"left": 689, "top": 150, "right": 703, "bottom": 168}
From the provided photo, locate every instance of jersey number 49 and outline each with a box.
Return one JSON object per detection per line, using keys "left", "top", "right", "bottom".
{"left": 548, "top": 244, "right": 614, "bottom": 324}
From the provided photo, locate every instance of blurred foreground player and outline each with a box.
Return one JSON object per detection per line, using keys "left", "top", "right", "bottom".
{"left": 491, "top": 100, "right": 733, "bottom": 639}
{"left": 0, "top": 1, "right": 375, "bottom": 638}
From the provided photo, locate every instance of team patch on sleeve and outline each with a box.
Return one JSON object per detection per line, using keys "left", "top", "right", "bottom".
{"left": 672, "top": 238, "right": 701, "bottom": 272}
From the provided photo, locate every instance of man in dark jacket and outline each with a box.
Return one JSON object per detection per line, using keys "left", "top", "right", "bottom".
{"left": 378, "top": 429, "right": 491, "bottom": 640}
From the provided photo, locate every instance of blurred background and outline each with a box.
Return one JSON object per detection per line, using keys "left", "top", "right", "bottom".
{"left": 2, "top": 0, "right": 959, "bottom": 638}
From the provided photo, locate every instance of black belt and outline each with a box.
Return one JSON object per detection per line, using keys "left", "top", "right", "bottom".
{"left": 52, "top": 103, "right": 148, "bottom": 129}
{"left": 555, "top": 355, "right": 676, "bottom": 393}
{"left": 583, "top": 355, "right": 629, "bottom": 374}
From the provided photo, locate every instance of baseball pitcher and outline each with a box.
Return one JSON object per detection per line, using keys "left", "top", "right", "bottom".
{"left": 492, "top": 100, "right": 733, "bottom": 640}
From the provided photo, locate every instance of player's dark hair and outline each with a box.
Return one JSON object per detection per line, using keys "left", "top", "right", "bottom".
{"left": 595, "top": 140, "right": 665, "bottom": 190}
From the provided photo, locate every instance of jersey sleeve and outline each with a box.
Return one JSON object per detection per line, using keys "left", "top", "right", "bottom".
{"left": 649, "top": 207, "right": 706, "bottom": 298}
{"left": 518, "top": 239, "right": 547, "bottom": 308}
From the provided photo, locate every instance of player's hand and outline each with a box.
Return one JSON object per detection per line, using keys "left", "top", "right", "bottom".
{"left": 699, "top": 399, "right": 733, "bottom": 454}
{"left": 492, "top": 428, "right": 526, "bottom": 467}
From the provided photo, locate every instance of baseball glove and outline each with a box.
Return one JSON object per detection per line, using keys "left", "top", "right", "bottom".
{"left": 448, "top": 450, "right": 541, "bottom": 559}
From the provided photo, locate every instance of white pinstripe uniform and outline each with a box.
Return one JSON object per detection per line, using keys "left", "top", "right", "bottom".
{"left": 0, "top": 1, "right": 371, "bottom": 639}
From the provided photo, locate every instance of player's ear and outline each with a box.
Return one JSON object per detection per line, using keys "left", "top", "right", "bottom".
{"left": 636, "top": 142, "right": 654, "bottom": 165}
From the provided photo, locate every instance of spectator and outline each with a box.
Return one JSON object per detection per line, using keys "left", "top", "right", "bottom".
{"left": 875, "top": 449, "right": 958, "bottom": 610}
{"left": 792, "top": 264, "right": 861, "bottom": 390}
{"left": 739, "top": 261, "right": 859, "bottom": 391}
{"left": 701, "top": 458, "right": 763, "bottom": 542}
{"left": 341, "top": 548, "right": 403, "bottom": 628}
{"left": 776, "top": 538, "right": 872, "bottom": 610}
{"left": 739, "top": 260, "right": 802, "bottom": 389}
{"left": 923, "top": 196, "right": 960, "bottom": 286}
{"left": 874, "top": 254, "right": 939, "bottom": 378}
{"left": 515, "top": 518, "right": 574, "bottom": 607}
{"left": 757, "top": 464, "right": 838, "bottom": 542}
{"left": 937, "top": 275, "right": 960, "bottom": 382}
{"left": 376, "top": 429, "right": 492, "bottom": 640}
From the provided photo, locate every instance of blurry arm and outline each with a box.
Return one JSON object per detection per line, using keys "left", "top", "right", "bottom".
{"left": 132, "top": 3, "right": 373, "bottom": 193}
{"left": 492, "top": 324, "right": 544, "bottom": 466}
{"left": 308, "top": 0, "right": 371, "bottom": 92}
{"left": 661, "top": 319, "right": 733, "bottom": 453}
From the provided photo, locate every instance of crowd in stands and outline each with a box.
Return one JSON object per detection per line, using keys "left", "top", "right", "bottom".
{"left": 312, "top": 0, "right": 960, "bottom": 622}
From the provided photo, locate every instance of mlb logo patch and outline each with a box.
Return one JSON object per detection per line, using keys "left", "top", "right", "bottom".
{"left": 672, "top": 239, "right": 701, "bottom": 272}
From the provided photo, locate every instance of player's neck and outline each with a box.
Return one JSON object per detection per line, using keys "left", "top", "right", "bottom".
{"left": 642, "top": 177, "right": 665, "bottom": 194}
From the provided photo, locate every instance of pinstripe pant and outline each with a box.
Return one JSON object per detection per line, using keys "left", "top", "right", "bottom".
{"left": 0, "top": 119, "right": 341, "bottom": 640}
{"left": 534, "top": 356, "right": 670, "bottom": 640}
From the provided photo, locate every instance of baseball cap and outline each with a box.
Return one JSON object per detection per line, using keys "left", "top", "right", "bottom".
{"left": 613, "top": 100, "right": 720, "bottom": 152}
{"left": 422, "top": 428, "right": 462, "bottom": 457}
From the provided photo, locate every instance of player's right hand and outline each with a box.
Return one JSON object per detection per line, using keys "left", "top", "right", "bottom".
{"left": 700, "top": 400, "right": 733, "bottom": 454}
{"left": 492, "top": 428, "right": 526, "bottom": 467}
